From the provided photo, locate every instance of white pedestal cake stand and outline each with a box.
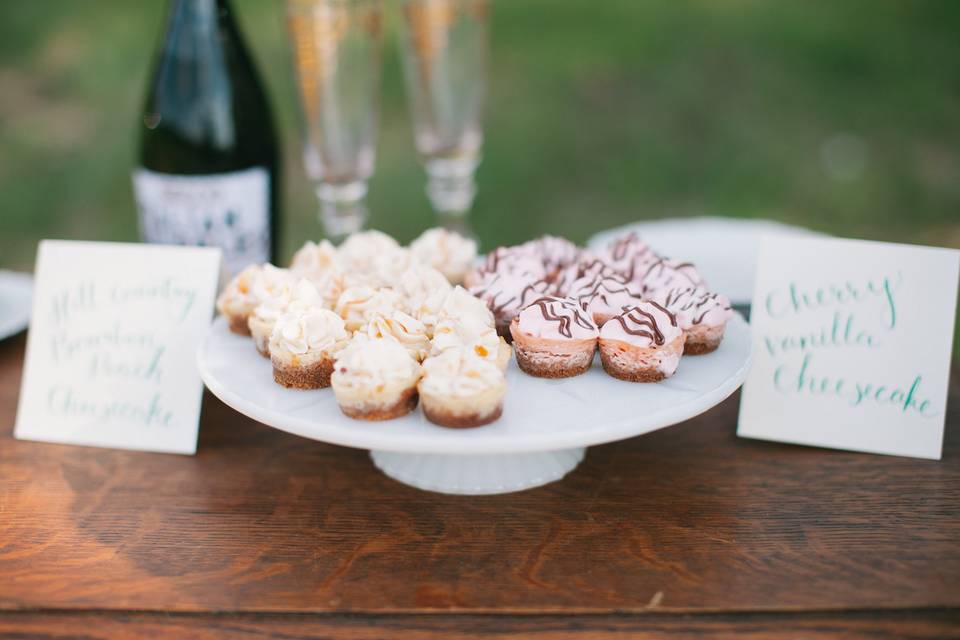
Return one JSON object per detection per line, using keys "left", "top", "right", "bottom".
{"left": 197, "top": 315, "right": 752, "bottom": 495}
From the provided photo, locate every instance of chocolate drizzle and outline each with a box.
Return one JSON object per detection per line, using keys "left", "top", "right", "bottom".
{"left": 609, "top": 232, "right": 646, "bottom": 262}
{"left": 529, "top": 297, "right": 597, "bottom": 338}
{"left": 572, "top": 275, "right": 643, "bottom": 306}
{"left": 660, "top": 287, "right": 730, "bottom": 325}
{"left": 635, "top": 258, "right": 702, "bottom": 294}
{"left": 472, "top": 274, "right": 550, "bottom": 318}
{"left": 526, "top": 235, "right": 581, "bottom": 270}
{"left": 619, "top": 253, "right": 658, "bottom": 283}
{"left": 611, "top": 301, "right": 677, "bottom": 345}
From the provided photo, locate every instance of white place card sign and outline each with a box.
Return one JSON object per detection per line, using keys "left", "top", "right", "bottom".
{"left": 738, "top": 236, "right": 959, "bottom": 460}
{"left": 14, "top": 241, "right": 222, "bottom": 454}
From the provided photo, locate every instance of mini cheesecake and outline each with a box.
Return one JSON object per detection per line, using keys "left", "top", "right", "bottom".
{"left": 598, "top": 301, "right": 685, "bottom": 382}
{"left": 269, "top": 303, "right": 350, "bottom": 389}
{"left": 651, "top": 286, "right": 733, "bottom": 355}
{"left": 331, "top": 338, "right": 422, "bottom": 421}
{"left": 469, "top": 271, "right": 550, "bottom": 340}
{"left": 509, "top": 296, "right": 599, "bottom": 378}
{"left": 418, "top": 348, "right": 506, "bottom": 428}
{"left": 567, "top": 273, "right": 645, "bottom": 327}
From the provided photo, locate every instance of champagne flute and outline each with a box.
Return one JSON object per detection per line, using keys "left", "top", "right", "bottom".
{"left": 286, "top": 0, "right": 384, "bottom": 240}
{"left": 399, "top": 0, "right": 489, "bottom": 232}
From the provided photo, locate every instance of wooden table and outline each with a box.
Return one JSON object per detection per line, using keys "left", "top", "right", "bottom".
{"left": 0, "top": 332, "right": 957, "bottom": 639}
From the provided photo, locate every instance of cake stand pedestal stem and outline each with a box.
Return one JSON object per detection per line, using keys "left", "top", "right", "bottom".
{"left": 369, "top": 448, "right": 586, "bottom": 495}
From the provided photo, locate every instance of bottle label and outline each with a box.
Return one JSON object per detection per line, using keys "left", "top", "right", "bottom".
{"left": 133, "top": 167, "right": 270, "bottom": 276}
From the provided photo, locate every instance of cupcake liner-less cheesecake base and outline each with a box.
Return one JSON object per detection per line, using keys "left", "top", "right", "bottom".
{"left": 509, "top": 318, "right": 596, "bottom": 378}
{"left": 422, "top": 401, "right": 503, "bottom": 429}
{"left": 227, "top": 314, "right": 253, "bottom": 336}
{"left": 272, "top": 356, "right": 335, "bottom": 389}
{"left": 599, "top": 335, "right": 685, "bottom": 382}
{"left": 683, "top": 324, "right": 725, "bottom": 355}
{"left": 248, "top": 315, "right": 273, "bottom": 358}
{"left": 513, "top": 341, "right": 595, "bottom": 378}
{"left": 338, "top": 387, "right": 419, "bottom": 421}
{"left": 419, "top": 383, "right": 506, "bottom": 429}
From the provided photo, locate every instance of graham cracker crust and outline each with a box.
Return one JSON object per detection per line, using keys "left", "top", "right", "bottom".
{"left": 599, "top": 351, "right": 667, "bottom": 382}
{"left": 423, "top": 403, "right": 503, "bottom": 428}
{"left": 683, "top": 338, "right": 721, "bottom": 355}
{"left": 227, "top": 315, "right": 252, "bottom": 336}
{"left": 513, "top": 343, "right": 593, "bottom": 378}
{"left": 273, "top": 359, "right": 334, "bottom": 390}
{"left": 338, "top": 387, "right": 419, "bottom": 421}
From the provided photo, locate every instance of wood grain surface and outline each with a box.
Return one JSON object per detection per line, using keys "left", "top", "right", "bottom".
{"left": 0, "top": 610, "right": 957, "bottom": 640}
{"left": 1, "top": 332, "right": 958, "bottom": 637}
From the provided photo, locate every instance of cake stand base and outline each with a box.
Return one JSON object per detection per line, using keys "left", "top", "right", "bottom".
{"left": 370, "top": 448, "right": 587, "bottom": 495}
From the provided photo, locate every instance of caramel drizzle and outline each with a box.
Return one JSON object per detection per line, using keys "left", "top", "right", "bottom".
{"left": 530, "top": 297, "right": 595, "bottom": 338}
{"left": 613, "top": 301, "right": 677, "bottom": 345}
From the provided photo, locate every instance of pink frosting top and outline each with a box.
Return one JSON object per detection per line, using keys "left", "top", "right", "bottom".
{"left": 600, "top": 301, "right": 682, "bottom": 347}
{"left": 601, "top": 232, "right": 657, "bottom": 273}
{"left": 478, "top": 246, "right": 548, "bottom": 281}
{"left": 522, "top": 235, "right": 582, "bottom": 272}
{"left": 652, "top": 287, "right": 733, "bottom": 329}
{"left": 550, "top": 254, "right": 619, "bottom": 297}
{"left": 631, "top": 258, "right": 705, "bottom": 296}
{"left": 469, "top": 272, "right": 551, "bottom": 321}
{"left": 516, "top": 296, "right": 598, "bottom": 340}
{"left": 568, "top": 275, "right": 644, "bottom": 321}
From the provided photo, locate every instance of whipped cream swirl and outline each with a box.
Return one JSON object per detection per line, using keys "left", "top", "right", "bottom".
{"left": 395, "top": 263, "right": 452, "bottom": 334}
{"left": 409, "top": 227, "right": 478, "bottom": 284}
{"left": 437, "top": 285, "right": 496, "bottom": 328}
{"left": 253, "top": 277, "right": 322, "bottom": 323}
{"left": 270, "top": 304, "right": 349, "bottom": 356}
{"left": 362, "top": 310, "right": 431, "bottom": 361}
{"left": 420, "top": 348, "right": 505, "bottom": 397}
{"left": 338, "top": 229, "right": 401, "bottom": 273}
{"left": 217, "top": 264, "right": 266, "bottom": 316}
{"left": 335, "top": 286, "right": 406, "bottom": 331}
{"left": 332, "top": 337, "right": 422, "bottom": 390}
{"left": 431, "top": 313, "right": 504, "bottom": 365}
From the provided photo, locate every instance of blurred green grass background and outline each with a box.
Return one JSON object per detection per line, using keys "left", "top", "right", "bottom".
{"left": 1, "top": 0, "right": 959, "bottom": 270}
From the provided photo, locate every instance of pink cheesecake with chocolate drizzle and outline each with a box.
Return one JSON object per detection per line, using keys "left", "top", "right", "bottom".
{"left": 463, "top": 245, "right": 546, "bottom": 289}
{"left": 567, "top": 273, "right": 645, "bottom": 326}
{"left": 651, "top": 286, "right": 732, "bottom": 354}
{"left": 509, "top": 296, "right": 599, "bottom": 378}
{"left": 630, "top": 257, "right": 705, "bottom": 296}
{"left": 598, "top": 232, "right": 658, "bottom": 276}
{"left": 598, "top": 301, "right": 685, "bottom": 382}
{"left": 550, "top": 254, "right": 619, "bottom": 298}
{"left": 469, "top": 272, "right": 551, "bottom": 341}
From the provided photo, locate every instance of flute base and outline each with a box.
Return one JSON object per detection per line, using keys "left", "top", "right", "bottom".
{"left": 316, "top": 182, "right": 369, "bottom": 241}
